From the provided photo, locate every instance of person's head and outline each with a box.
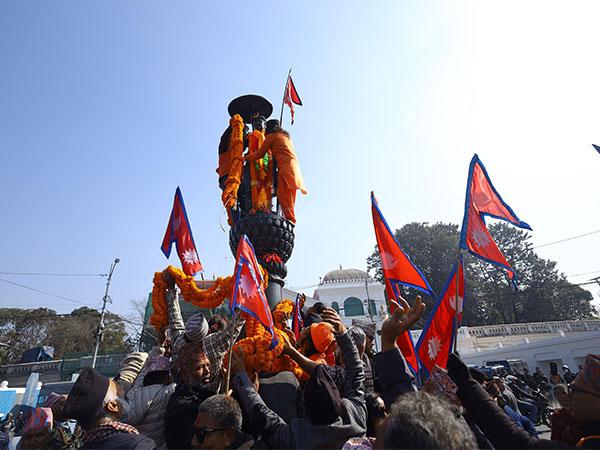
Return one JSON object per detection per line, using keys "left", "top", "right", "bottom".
{"left": 6, "top": 413, "right": 13, "bottom": 421}
{"left": 553, "top": 384, "right": 570, "bottom": 408}
{"left": 303, "top": 365, "right": 341, "bottom": 425}
{"left": 192, "top": 395, "right": 242, "bottom": 450}
{"left": 251, "top": 115, "right": 266, "bottom": 132}
{"left": 64, "top": 368, "right": 129, "bottom": 430}
{"left": 44, "top": 393, "right": 67, "bottom": 422}
{"left": 346, "top": 327, "right": 366, "bottom": 357}
{"left": 299, "top": 323, "right": 334, "bottom": 358}
{"left": 175, "top": 343, "right": 211, "bottom": 387}
{"left": 376, "top": 391, "right": 477, "bottom": 449}
{"left": 570, "top": 354, "right": 600, "bottom": 424}
{"left": 486, "top": 383, "right": 506, "bottom": 408}
{"left": 365, "top": 392, "right": 387, "bottom": 438}
{"left": 265, "top": 119, "right": 282, "bottom": 135}
{"left": 523, "top": 367, "right": 529, "bottom": 374}
{"left": 562, "top": 365, "right": 571, "bottom": 374}
{"left": 535, "top": 366, "right": 542, "bottom": 374}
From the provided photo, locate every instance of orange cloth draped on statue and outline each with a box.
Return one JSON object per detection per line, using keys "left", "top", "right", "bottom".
{"left": 246, "top": 132, "right": 307, "bottom": 223}
{"left": 248, "top": 130, "right": 273, "bottom": 212}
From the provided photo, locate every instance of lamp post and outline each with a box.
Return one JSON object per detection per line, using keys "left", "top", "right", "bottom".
{"left": 92, "top": 258, "right": 120, "bottom": 369}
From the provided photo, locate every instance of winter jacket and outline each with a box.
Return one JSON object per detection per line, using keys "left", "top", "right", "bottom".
{"left": 163, "top": 383, "right": 215, "bottom": 450}
{"left": 372, "top": 347, "right": 416, "bottom": 407}
{"left": 232, "top": 331, "right": 366, "bottom": 449}
{"left": 126, "top": 383, "right": 175, "bottom": 449}
{"left": 80, "top": 432, "right": 155, "bottom": 450}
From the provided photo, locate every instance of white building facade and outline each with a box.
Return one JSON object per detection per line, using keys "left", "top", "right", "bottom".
{"left": 312, "top": 268, "right": 387, "bottom": 348}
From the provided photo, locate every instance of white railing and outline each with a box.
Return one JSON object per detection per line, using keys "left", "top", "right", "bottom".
{"left": 459, "top": 320, "right": 600, "bottom": 338}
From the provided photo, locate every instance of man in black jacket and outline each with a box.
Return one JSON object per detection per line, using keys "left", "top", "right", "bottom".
{"left": 64, "top": 367, "right": 155, "bottom": 450}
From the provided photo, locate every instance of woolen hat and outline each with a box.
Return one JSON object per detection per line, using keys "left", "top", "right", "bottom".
{"left": 303, "top": 365, "right": 341, "bottom": 425}
{"left": 63, "top": 367, "right": 110, "bottom": 425}
{"left": 572, "top": 354, "right": 600, "bottom": 396}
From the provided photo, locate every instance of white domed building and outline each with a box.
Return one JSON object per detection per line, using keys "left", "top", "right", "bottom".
{"left": 313, "top": 268, "right": 388, "bottom": 349}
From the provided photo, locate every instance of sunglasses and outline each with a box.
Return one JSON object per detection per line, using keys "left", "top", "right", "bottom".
{"left": 190, "top": 425, "right": 227, "bottom": 444}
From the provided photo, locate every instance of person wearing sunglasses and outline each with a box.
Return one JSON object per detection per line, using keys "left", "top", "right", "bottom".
{"left": 191, "top": 394, "right": 261, "bottom": 450}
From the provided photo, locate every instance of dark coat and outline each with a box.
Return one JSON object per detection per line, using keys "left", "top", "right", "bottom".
{"left": 372, "top": 347, "right": 416, "bottom": 407}
{"left": 80, "top": 433, "right": 156, "bottom": 450}
{"left": 164, "top": 383, "right": 215, "bottom": 450}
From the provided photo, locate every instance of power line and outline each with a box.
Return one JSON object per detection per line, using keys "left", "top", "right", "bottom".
{"left": 0, "top": 272, "right": 107, "bottom": 278}
{"left": 0, "top": 278, "right": 95, "bottom": 307}
{"left": 534, "top": 229, "right": 600, "bottom": 249}
{"left": 567, "top": 269, "right": 600, "bottom": 278}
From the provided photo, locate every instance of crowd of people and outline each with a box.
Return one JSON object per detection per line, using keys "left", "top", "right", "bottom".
{"left": 2, "top": 282, "right": 599, "bottom": 449}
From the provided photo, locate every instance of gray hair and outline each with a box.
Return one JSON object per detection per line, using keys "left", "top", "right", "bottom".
{"left": 347, "top": 327, "right": 366, "bottom": 349}
{"left": 87, "top": 389, "right": 129, "bottom": 429}
{"left": 382, "top": 391, "right": 477, "bottom": 449}
{"left": 197, "top": 394, "right": 242, "bottom": 433}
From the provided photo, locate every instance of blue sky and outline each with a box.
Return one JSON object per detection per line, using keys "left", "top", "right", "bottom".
{"left": 1, "top": 1, "right": 599, "bottom": 325}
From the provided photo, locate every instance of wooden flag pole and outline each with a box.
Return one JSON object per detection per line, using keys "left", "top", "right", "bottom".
{"left": 452, "top": 248, "right": 462, "bottom": 355}
{"left": 279, "top": 68, "right": 292, "bottom": 124}
{"left": 224, "top": 311, "right": 239, "bottom": 393}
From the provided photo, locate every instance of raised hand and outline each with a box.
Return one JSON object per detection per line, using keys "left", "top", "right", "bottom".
{"left": 321, "top": 307, "right": 347, "bottom": 335}
{"left": 380, "top": 295, "right": 425, "bottom": 350}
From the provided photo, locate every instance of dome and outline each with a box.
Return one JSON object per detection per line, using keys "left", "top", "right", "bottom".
{"left": 322, "top": 268, "right": 373, "bottom": 284}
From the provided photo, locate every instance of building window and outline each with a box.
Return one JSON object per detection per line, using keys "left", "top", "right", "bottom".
{"left": 331, "top": 301, "right": 340, "bottom": 313}
{"left": 368, "top": 300, "right": 377, "bottom": 316}
{"left": 344, "top": 297, "right": 364, "bottom": 317}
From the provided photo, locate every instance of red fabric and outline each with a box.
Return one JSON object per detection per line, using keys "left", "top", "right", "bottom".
{"left": 371, "top": 193, "right": 434, "bottom": 295}
{"left": 372, "top": 193, "right": 436, "bottom": 372}
{"left": 417, "top": 260, "right": 465, "bottom": 374}
{"left": 292, "top": 294, "right": 303, "bottom": 340}
{"left": 230, "top": 236, "right": 278, "bottom": 349}
{"left": 284, "top": 75, "right": 302, "bottom": 124}
{"left": 161, "top": 187, "right": 203, "bottom": 276}
{"left": 461, "top": 156, "right": 530, "bottom": 282}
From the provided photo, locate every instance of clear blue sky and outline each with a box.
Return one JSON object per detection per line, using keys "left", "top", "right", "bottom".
{"left": 1, "top": 1, "right": 598, "bottom": 323}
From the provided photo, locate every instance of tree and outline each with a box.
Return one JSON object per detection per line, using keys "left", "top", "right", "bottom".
{"left": 367, "top": 221, "right": 597, "bottom": 326}
{"left": 0, "top": 307, "right": 131, "bottom": 364}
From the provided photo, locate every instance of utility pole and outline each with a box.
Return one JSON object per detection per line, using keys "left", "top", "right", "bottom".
{"left": 92, "top": 258, "right": 120, "bottom": 369}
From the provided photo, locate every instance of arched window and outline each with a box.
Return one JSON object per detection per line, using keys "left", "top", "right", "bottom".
{"left": 344, "top": 297, "right": 364, "bottom": 317}
{"left": 368, "top": 300, "right": 377, "bottom": 316}
{"left": 331, "top": 301, "right": 340, "bottom": 313}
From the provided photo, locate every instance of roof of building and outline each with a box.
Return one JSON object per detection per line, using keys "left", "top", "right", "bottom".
{"left": 322, "top": 268, "right": 373, "bottom": 284}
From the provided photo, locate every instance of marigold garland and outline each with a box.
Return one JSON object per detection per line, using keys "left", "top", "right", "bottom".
{"left": 150, "top": 264, "right": 268, "bottom": 332}
{"left": 221, "top": 114, "right": 245, "bottom": 224}
{"left": 228, "top": 299, "right": 305, "bottom": 379}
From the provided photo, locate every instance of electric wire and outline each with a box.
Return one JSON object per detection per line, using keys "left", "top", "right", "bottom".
{"left": 533, "top": 229, "right": 600, "bottom": 249}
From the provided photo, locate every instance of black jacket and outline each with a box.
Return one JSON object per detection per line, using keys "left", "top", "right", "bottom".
{"left": 80, "top": 433, "right": 156, "bottom": 450}
{"left": 372, "top": 347, "right": 416, "bottom": 407}
{"left": 164, "top": 383, "right": 215, "bottom": 449}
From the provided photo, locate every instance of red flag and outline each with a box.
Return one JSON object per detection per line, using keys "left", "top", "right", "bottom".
{"left": 371, "top": 192, "right": 435, "bottom": 371}
{"left": 230, "top": 235, "right": 278, "bottom": 349}
{"left": 385, "top": 277, "right": 420, "bottom": 372}
{"left": 459, "top": 155, "right": 531, "bottom": 284}
{"left": 284, "top": 74, "right": 302, "bottom": 124}
{"left": 292, "top": 293, "right": 304, "bottom": 340}
{"left": 371, "top": 193, "right": 435, "bottom": 296}
{"left": 161, "top": 187, "right": 203, "bottom": 276}
{"left": 416, "top": 259, "right": 465, "bottom": 375}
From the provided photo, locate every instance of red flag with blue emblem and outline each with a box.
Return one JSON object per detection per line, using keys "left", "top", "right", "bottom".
{"left": 459, "top": 155, "right": 531, "bottom": 285}
{"left": 292, "top": 293, "right": 304, "bottom": 340}
{"left": 161, "top": 187, "right": 203, "bottom": 276}
{"left": 230, "top": 235, "right": 278, "bottom": 349}
{"left": 416, "top": 258, "right": 465, "bottom": 375}
{"left": 371, "top": 192, "right": 435, "bottom": 371}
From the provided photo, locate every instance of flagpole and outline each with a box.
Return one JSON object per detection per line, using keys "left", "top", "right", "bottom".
{"left": 453, "top": 247, "right": 462, "bottom": 354}
{"left": 279, "top": 68, "right": 292, "bottom": 124}
{"left": 224, "top": 311, "right": 239, "bottom": 393}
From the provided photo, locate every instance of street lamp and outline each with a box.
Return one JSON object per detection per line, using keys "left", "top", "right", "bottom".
{"left": 91, "top": 258, "right": 120, "bottom": 369}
